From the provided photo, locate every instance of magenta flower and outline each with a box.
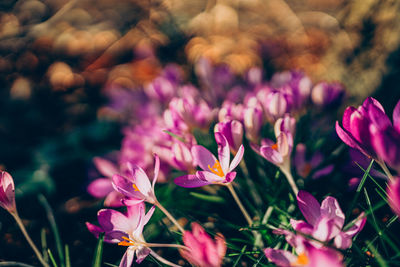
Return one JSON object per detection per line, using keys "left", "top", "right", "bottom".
{"left": 112, "top": 155, "right": 160, "bottom": 206}
{"left": 86, "top": 202, "right": 155, "bottom": 266}
{"left": 294, "top": 144, "right": 334, "bottom": 179}
{"left": 174, "top": 132, "right": 244, "bottom": 188}
{"left": 180, "top": 222, "right": 226, "bottom": 267}
{"left": 292, "top": 191, "right": 366, "bottom": 249}
{"left": 311, "top": 81, "right": 344, "bottom": 108}
{"left": 87, "top": 157, "right": 124, "bottom": 207}
{"left": 243, "top": 97, "right": 264, "bottom": 142}
{"left": 218, "top": 100, "right": 244, "bottom": 122}
{"left": 214, "top": 120, "right": 243, "bottom": 154}
{"left": 387, "top": 178, "right": 400, "bottom": 218}
{"left": 0, "top": 171, "right": 16, "bottom": 214}
{"left": 335, "top": 97, "right": 387, "bottom": 159}
{"left": 264, "top": 240, "right": 343, "bottom": 267}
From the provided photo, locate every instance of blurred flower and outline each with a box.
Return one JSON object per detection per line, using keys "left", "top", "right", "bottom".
{"left": 0, "top": 171, "right": 16, "bottom": 214}
{"left": 87, "top": 157, "right": 124, "bottom": 207}
{"left": 113, "top": 155, "right": 160, "bottom": 206}
{"left": 86, "top": 203, "right": 155, "bottom": 266}
{"left": 180, "top": 222, "right": 226, "bottom": 267}
{"left": 387, "top": 178, "right": 400, "bottom": 219}
{"left": 214, "top": 120, "right": 243, "bottom": 154}
{"left": 292, "top": 191, "right": 366, "bottom": 249}
{"left": 294, "top": 144, "right": 334, "bottom": 179}
{"left": 174, "top": 133, "right": 244, "bottom": 188}
{"left": 311, "top": 81, "right": 345, "bottom": 108}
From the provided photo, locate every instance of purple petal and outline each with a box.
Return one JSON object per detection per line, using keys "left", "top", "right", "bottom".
{"left": 294, "top": 144, "right": 306, "bottom": 171}
{"left": 264, "top": 248, "right": 296, "bottom": 267}
{"left": 119, "top": 249, "right": 135, "bottom": 267}
{"left": 312, "top": 165, "right": 334, "bottom": 179}
{"left": 290, "top": 219, "right": 313, "bottom": 235}
{"left": 197, "top": 171, "right": 224, "bottom": 183}
{"left": 143, "top": 205, "right": 155, "bottom": 225}
{"left": 112, "top": 174, "right": 143, "bottom": 200}
{"left": 191, "top": 145, "right": 217, "bottom": 171}
{"left": 334, "top": 232, "right": 353, "bottom": 249}
{"left": 388, "top": 179, "right": 400, "bottom": 218}
{"left": 335, "top": 121, "right": 369, "bottom": 156}
{"left": 393, "top": 100, "right": 400, "bottom": 133}
{"left": 306, "top": 244, "right": 344, "bottom": 267}
{"left": 104, "top": 191, "right": 124, "bottom": 207}
{"left": 97, "top": 209, "right": 130, "bottom": 233}
{"left": 93, "top": 157, "right": 119, "bottom": 178}
{"left": 229, "top": 145, "right": 244, "bottom": 172}
{"left": 260, "top": 146, "right": 283, "bottom": 165}
{"left": 312, "top": 217, "right": 336, "bottom": 242}
{"left": 125, "top": 202, "right": 145, "bottom": 229}
{"left": 174, "top": 174, "right": 212, "bottom": 188}
{"left": 215, "top": 132, "right": 230, "bottom": 174}
{"left": 136, "top": 247, "right": 151, "bottom": 264}
{"left": 86, "top": 222, "right": 103, "bottom": 239}
{"left": 87, "top": 178, "right": 114, "bottom": 198}
{"left": 297, "top": 191, "right": 321, "bottom": 226}
{"left": 343, "top": 212, "right": 366, "bottom": 237}
{"left": 129, "top": 164, "right": 152, "bottom": 197}
{"left": 320, "top": 196, "right": 345, "bottom": 231}
{"left": 152, "top": 154, "right": 160, "bottom": 190}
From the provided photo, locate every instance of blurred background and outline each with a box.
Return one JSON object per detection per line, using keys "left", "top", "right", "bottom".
{"left": 0, "top": 0, "right": 400, "bottom": 265}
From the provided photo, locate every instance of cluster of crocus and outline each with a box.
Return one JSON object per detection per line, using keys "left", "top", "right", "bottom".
{"left": 264, "top": 191, "right": 366, "bottom": 266}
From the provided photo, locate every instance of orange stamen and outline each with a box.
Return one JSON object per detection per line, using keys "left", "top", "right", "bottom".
{"left": 132, "top": 184, "right": 140, "bottom": 192}
{"left": 292, "top": 253, "right": 309, "bottom": 266}
{"left": 271, "top": 143, "right": 278, "bottom": 150}
{"left": 208, "top": 160, "right": 225, "bottom": 177}
{"left": 118, "top": 236, "right": 135, "bottom": 247}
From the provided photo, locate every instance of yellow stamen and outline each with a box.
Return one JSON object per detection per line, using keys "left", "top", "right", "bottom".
{"left": 292, "top": 253, "right": 309, "bottom": 266}
{"left": 118, "top": 236, "right": 136, "bottom": 247}
{"left": 208, "top": 160, "right": 225, "bottom": 177}
{"left": 132, "top": 184, "right": 140, "bottom": 192}
{"left": 271, "top": 143, "right": 278, "bottom": 150}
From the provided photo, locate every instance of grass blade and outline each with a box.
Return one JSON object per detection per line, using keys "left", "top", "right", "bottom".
{"left": 92, "top": 233, "right": 104, "bottom": 267}
{"left": 47, "top": 249, "right": 58, "bottom": 267}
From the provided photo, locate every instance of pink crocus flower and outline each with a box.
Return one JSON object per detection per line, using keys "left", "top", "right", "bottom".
{"left": 264, "top": 239, "right": 343, "bottom": 267}
{"left": 292, "top": 191, "right": 366, "bottom": 249}
{"left": 174, "top": 132, "right": 244, "bottom": 188}
{"left": 87, "top": 157, "right": 124, "bottom": 207}
{"left": 294, "top": 144, "right": 334, "bottom": 179}
{"left": 214, "top": 120, "right": 243, "bottom": 154}
{"left": 387, "top": 177, "right": 400, "bottom": 219}
{"left": 112, "top": 155, "right": 160, "bottom": 206}
{"left": 86, "top": 202, "right": 155, "bottom": 266}
{"left": 0, "top": 171, "right": 16, "bottom": 214}
{"left": 180, "top": 222, "right": 226, "bottom": 267}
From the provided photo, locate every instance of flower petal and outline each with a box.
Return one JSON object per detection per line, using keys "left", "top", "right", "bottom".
{"left": 152, "top": 154, "right": 160, "bottom": 190}
{"left": 87, "top": 178, "right": 114, "bottom": 198}
{"left": 191, "top": 145, "right": 217, "bottom": 171}
{"left": 260, "top": 146, "right": 283, "bottom": 165}
{"left": 93, "top": 157, "right": 119, "bottom": 178}
{"left": 97, "top": 209, "right": 130, "bottom": 233}
{"left": 112, "top": 174, "right": 143, "bottom": 200}
{"left": 393, "top": 100, "right": 400, "bottom": 133}
{"left": 119, "top": 249, "right": 135, "bottom": 267}
{"left": 320, "top": 196, "right": 345, "bottom": 231}
{"left": 215, "top": 132, "right": 230, "bottom": 174}
{"left": 229, "top": 145, "right": 244, "bottom": 172}
{"left": 297, "top": 191, "right": 321, "bottom": 226}
{"left": 104, "top": 191, "right": 123, "bottom": 207}
{"left": 136, "top": 247, "right": 151, "bottom": 264}
{"left": 174, "top": 174, "right": 212, "bottom": 188}
{"left": 264, "top": 248, "right": 296, "bottom": 267}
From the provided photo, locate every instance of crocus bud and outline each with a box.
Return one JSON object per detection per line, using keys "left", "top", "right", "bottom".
{"left": 262, "top": 90, "right": 291, "bottom": 122}
{"left": 215, "top": 120, "right": 243, "bottom": 154}
{"left": 244, "top": 105, "right": 264, "bottom": 143}
{"left": 0, "top": 171, "right": 17, "bottom": 214}
{"left": 387, "top": 178, "right": 400, "bottom": 218}
{"left": 180, "top": 223, "right": 226, "bottom": 267}
{"left": 218, "top": 100, "right": 244, "bottom": 122}
{"left": 311, "top": 81, "right": 344, "bottom": 108}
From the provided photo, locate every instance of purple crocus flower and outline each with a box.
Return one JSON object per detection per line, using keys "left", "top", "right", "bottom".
{"left": 294, "top": 144, "right": 334, "bottom": 179}
{"left": 174, "top": 132, "right": 244, "bottom": 188}
{"left": 0, "top": 171, "right": 16, "bottom": 214}
{"left": 387, "top": 178, "right": 400, "bottom": 218}
{"left": 264, "top": 240, "right": 343, "bottom": 267}
{"left": 112, "top": 155, "right": 160, "bottom": 206}
{"left": 243, "top": 96, "right": 264, "bottom": 143}
{"left": 311, "top": 81, "right": 344, "bottom": 108}
{"left": 259, "top": 89, "right": 293, "bottom": 122}
{"left": 214, "top": 120, "right": 243, "bottom": 154}
{"left": 335, "top": 97, "right": 387, "bottom": 159}
{"left": 87, "top": 157, "right": 124, "bottom": 207}
{"left": 144, "top": 76, "right": 176, "bottom": 103}
{"left": 180, "top": 222, "right": 226, "bottom": 267}
{"left": 292, "top": 191, "right": 366, "bottom": 249}
{"left": 86, "top": 202, "right": 155, "bottom": 266}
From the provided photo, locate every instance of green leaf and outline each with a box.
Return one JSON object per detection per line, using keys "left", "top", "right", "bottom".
{"left": 92, "top": 233, "right": 104, "bottom": 267}
{"left": 189, "top": 192, "right": 226, "bottom": 203}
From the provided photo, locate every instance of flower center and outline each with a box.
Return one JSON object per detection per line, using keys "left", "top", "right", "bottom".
{"left": 118, "top": 236, "right": 136, "bottom": 247}
{"left": 292, "top": 253, "right": 309, "bottom": 266}
{"left": 271, "top": 143, "right": 278, "bottom": 150}
{"left": 132, "top": 184, "right": 140, "bottom": 192}
{"left": 208, "top": 160, "right": 225, "bottom": 177}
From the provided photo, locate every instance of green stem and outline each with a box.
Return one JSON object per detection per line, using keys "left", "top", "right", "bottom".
{"left": 226, "top": 183, "right": 253, "bottom": 226}
{"left": 11, "top": 213, "right": 50, "bottom": 267}
{"left": 149, "top": 249, "right": 182, "bottom": 267}
{"left": 280, "top": 164, "right": 299, "bottom": 196}
{"left": 155, "top": 201, "right": 185, "bottom": 234}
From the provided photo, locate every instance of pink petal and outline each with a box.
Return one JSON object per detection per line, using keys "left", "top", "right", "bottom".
{"left": 343, "top": 212, "right": 367, "bottom": 237}
{"left": 86, "top": 222, "right": 103, "bottom": 239}
{"left": 290, "top": 219, "right": 313, "bottom": 235}
{"left": 112, "top": 174, "right": 143, "bottom": 200}
{"left": 312, "top": 217, "right": 335, "bottom": 242}
{"left": 215, "top": 132, "right": 230, "bottom": 174}
{"left": 87, "top": 178, "right": 114, "bottom": 198}
{"left": 335, "top": 121, "right": 369, "bottom": 156}
{"left": 128, "top": 164, "right": 152, "bottom": 197}
{"left": 143, "top": 205, "right": 155, "bottom": 225}
{"left": 260, "top": 146, "right": 283, "bottom": 165}
{"left": 197, "top": 171, "right": 224, "bottom": 183}
{"left": 0, "top": 171, "right": 16, "bottom": 212}
{"left": 264, "top": 248, "right": 295, "bottom": 267}
{"left": 97, "top": 209, "right": 130, "bottom": 233}
{"left": 136, "top": 247, "right": 151, "bottom": 264}
{"left": 228, "top": 145, "right": 244, "bottom": 172}
{"left": 277, "top": 133, "right": 289, "bottom": 156}
{"left": 334, "top": 232, "right": 353, "bottom": 249}
{"left": 297, "top": 191, "right": 321, "bottom": 226}
{"left": 191, "top": 145, "right": 217, "bottom": 171}
{"left": 104, "top": 191, "right": 124, "bottom": 207}
{"left": 393, "top": 100, "right": 400, "bottom": 133}
{"left": 312, "top": 165, "right": 334, "bottom": 179}
{"left": 126, "top": 202, "right": 145, "bottom": 229}
{"left": 93, "top": 157, "right": 119, "bottom": 177}
{"left": 306, "top": 244, "right": 344, "bottom": 267}
{"left": 320, "top": 196, "right": 345, "bottom": 231}
{"left": 119, "top": 249, "right": 135, "bottom": 267}
{"left": 174, "top": 174, "right": 212, "bottom": 188}
{"left": 152, "top": 154, "right": 160, "bottom": 190}
{"left": 294, "top": 144, "right": 306, "bottom": 171}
